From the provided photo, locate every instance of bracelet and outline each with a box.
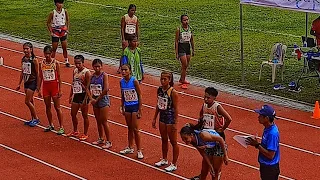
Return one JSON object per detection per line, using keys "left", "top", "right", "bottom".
{"left": 255, "top": 143, "right": 260, "bottom": 149}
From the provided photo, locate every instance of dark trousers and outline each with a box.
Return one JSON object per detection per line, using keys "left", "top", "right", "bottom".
{"left": 260, "top": 163, "right": 280, "bottom": 180}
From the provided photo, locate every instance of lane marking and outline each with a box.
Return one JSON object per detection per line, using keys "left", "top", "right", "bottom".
{"left": 0, "top": 46, "right": 318, "bottom": 130}
{"left": 0, "top": 144, "right": 87, "bottom": 180}
{"left": 0, "top": 85, "right": 305, "bottom": 180}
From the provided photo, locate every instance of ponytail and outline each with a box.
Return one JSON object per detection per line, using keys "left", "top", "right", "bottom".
{"left": 180, "top": 120, "right": 203, "bottom": 136}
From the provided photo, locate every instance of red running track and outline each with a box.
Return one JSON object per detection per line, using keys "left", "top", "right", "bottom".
{"left": 0, "top": 39, "right": 320, "bottom": 179}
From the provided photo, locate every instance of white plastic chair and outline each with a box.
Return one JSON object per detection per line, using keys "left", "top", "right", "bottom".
{"left": 259, "top": 43, "right": 287, "bottom": 83}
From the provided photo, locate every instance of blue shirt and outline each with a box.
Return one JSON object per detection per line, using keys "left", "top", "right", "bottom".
{"left": 193, "top": 129, "right": 219, "bottom": 148}
{"left": 258, "top": 124, "right": 280, "bottom": 165}
{"left": 120, "top": 76, "right": 139, "bottom": 106}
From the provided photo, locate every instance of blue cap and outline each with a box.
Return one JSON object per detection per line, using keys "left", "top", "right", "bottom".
{"left": 254, "top": 105, "right": 276, "bottom": 118}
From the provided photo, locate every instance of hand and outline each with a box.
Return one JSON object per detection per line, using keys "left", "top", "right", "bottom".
{"left": 15, "top": 85, "right": 20, "bottom": 91}
{"left": 58, "top": 91, "right": 62, "bottom": 98}
{"left": 137, "top": 109, "right": 142, "bottom": 119}
{"left": 175, "top": 54, "right": 179, "bottom": 60}
{"left": 245, "top": 136, "right": 259, "bottom": 147}
{"left": 91, "top": 99, "right": 97, "bottom": 105}
{"left": 38, "top": 91, "right": 42, "bottom": 98}
{"left": 223, "top": 154, "right": 229, "bottom": 165}
{"left": 209, "top": 166, "right": 215, "bottom": 176}
{"left": 122, "top": 40, "right": 128, "bottom": 49}
{"left": 142, "top": 75, "right": 145, "bottom": 81}
{"left": 152, "top": 119, "right": 157, "bottom": 129}
{"left": 192, "top": 50, "right": 195, "bottom": 57}
{"left": 216, "top": 128, "right": 224, "bottom": 133}
{"left": 197, "top": 145, "right": 207, "bottom": 150}
{"left": 69, "top": 96, "right": 73, "bottom": 104}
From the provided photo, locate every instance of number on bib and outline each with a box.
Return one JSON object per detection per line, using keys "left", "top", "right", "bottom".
{"left": 123, "top": 89, "right": 138, "bottom": 102}
{"left": 43, "top": 69, "right": 55, "bottom": 81}
{"left": 22, "top": 62, "right": 32, "bottom": 75}
{"left": 203, "top": 114, "right": 215, "bottom": 129}
{"left": 125, "top": 24, "right": 136, "bottom": 34}
{"left": 90, "top": 84, "right": 102, "bottom": 96}
{"left": 181, "top": 32, "right": 191, "bottom": 42}
{"left": 157, "top": 96, "right": 168, "bottom": 110}
{"left": 73, "top": 81, "right": 83, "bottom": 94}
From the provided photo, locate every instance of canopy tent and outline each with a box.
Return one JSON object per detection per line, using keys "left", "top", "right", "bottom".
{"left": 239, "top": 0, "right": 320, "bottom": 84}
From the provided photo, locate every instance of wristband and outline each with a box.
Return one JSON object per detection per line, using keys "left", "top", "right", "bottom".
{"left": 255, "top": 143, "right": 260, "bottom": 149}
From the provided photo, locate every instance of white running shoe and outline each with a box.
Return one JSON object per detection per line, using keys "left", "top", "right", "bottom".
{"left": 137, "top": 150, "right": 144, "bottom": 159}
{"left": 164, "top": 163, "right": 177, "bottom": 172}
{"left": 155, "top": 159, "right": 169, "bottom": 167}
{"left": 119, "top": 147, "right": 134, "bottom": 154}
{"left": 102, "top": 141, "right": 112, "bottom": 149}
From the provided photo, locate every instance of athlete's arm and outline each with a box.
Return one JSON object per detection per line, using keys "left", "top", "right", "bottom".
{"left": 134, "top": 79, "right": 142, "bottom": 112}
{"left": 136, "top": 19, "right": 140, "bottom": 40}
{"left": 65, "top": 9, "right": 70, "bottom": 31}
{"left": 16, "top": 61, "right": 24, "bottom": 90}
{"left": 34, "top": 58, "right": 40, "bottom": 92}
{"left": 217, "top": 105, "right": 232, "bottom": 131}
{"left": 191, "top": 32, "right": 195, "bottom": 56}
{"left": 119, "top": 81, "right": 125, "bottom": 113}
{"left": 175, "top": 27, "right": 180, "bottom": 59}
{"left": 121, "top": 16, "right": 126, "bottom": 41}
{"left": 46, "top": 12, "right": 53, "bottom": 34}
{"left": 200, "top": 132, "right": 228, "bottom": 158}
{"left": 152, "top": 91, "right": 160, "bottom": 128}
{"left": 56, "top": 62, "right": 62, "bottom": 97}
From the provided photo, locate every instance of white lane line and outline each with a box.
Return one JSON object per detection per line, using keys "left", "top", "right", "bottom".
{"left": 0, "top": 110, "right": 188, "bottom": 180}
{"left": 0, "top": 107, "right": 295, "bottom": 180}
{"left": 72, "top": 0, "right": 300, "bottom": 38}
{"left": 1, "top": 64, "right": 320, "bottom": 157}
{"left": 0, "top": 46, "right": 318, "bottom": 130}
{"left": 0, "top": 143, "right": 87, "bottom": 180}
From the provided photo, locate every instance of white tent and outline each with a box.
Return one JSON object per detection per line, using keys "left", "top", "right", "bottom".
{"left": 239, "top": 0, "right": 320, "bottom": 83}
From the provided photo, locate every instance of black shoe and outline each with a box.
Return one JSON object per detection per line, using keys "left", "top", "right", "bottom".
{"left": 44, "top": 125, "right": 54, "bottom": 132}
{"left": 66, "top": 62, "right": 70, "bottom": 67}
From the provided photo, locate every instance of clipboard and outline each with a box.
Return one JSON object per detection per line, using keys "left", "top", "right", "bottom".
{"left": 233, "top": 135, "right": 252, "bottom": 148}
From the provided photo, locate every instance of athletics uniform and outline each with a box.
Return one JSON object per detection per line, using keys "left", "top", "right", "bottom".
{"left": 41, "top": 59, "right": 59, "bottom": 97}
{"left": 157, "top": 86, "right": 175, "bottom": 124}
{"left": 178, "top": 25, "right": 192, "bottom": 57}
{"left": 120, "top": 76, "right": 139, "bottom": 112}
{"left": 202, "top": 102, "right": 226, "bottom": 156}
{"left": 90, "top": 72, "right": 110, "bottom": 108}
{"left": 72, "top": 67, "right": 90, "bottom": 104}
{"left": 51, "top": 8, "right": 68, "bottom": 42}
{"left": 192, "top": 129, "right": 222, "bottom": 156}
{"left": 22, "top": 56, "right": 37, "bottom": 91}
{"left": 123, "top": 14, "right": 138, "bottom": 40}
{"left": 123, "top": 47, "right": 143, "bottom": 82}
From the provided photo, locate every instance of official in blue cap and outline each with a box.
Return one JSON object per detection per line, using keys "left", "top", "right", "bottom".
{"left": 246, "top": 105, "right": 280, "bottom": 180}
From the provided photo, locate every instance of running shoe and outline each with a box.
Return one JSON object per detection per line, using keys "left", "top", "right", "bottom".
{"left": 164, "top": 163, "right": 177, "bottom": 172}
{"left": 273, "top": 84, "right": 285, "bottom": 90}
{"left": 66, "top": 131, "right": 80, "bottom": 137}
{"left": 155, "top": 159, "right": 169, "bottom": 167}
{"left": 190, "top": 175, "right": 200, "bottom": 180}
{"left": 137, "top": 150, "right": 144, "bottom": 159}
{"left": 179, "top": 80, "right": 190, "bottom": 84}
{"left": 92, "top": 138, "right": 105, "bottom": 145}
{"left": 101, "top": 141, "right": 112, "bottom": 149}
{"left": 181, "top": 84, "right": 188, "bottom": 89}
{"left": 28, "top": 119, "right": 40, "bottom": 127}
{"left": 56, "top": 127, "right": 65, "bottom": 135}
{"left": 44, "top": 125, "right": 54, "bottom": 132}
{"left": 65, "top": 62, "right": 70, "bottom": 68}
{"left": 79, "top": 134, "right": 89, "bottom": 141}
{"left": 24, "top": 120, "right": 33, "bottom": 126}
{"left": 119, "top": 147, "right": 134, "bottom": 154}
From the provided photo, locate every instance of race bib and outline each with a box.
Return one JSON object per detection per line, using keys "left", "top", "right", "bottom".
{"left": 73, "top": 81, "right": 83, "bottom": 94}
{"left": 90, "top": 84, "right": 102, "bottom": 96}
{"left": 203, "top": 114, "right": 215, "bottom": 129}
{"left": 181, "top": 32, "right": 191, "bottom": 42}
{"left": 123, "top": 89, "right": 138, "bottom": 102}
{"left": 157, "top": 96, "right": 168, "bottom": 110}
{"left": 125, "top": 24, "right": 136, "bottom": 34}
{"left": 22, "top": 62, "right": 32, "bottom": 75}
{"left": 43, "top": 69, "right": 55, "bottom": 81}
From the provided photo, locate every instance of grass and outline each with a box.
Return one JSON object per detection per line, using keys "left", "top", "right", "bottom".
{"left": 1, "top": 0, "right": 320, "bottom": 103}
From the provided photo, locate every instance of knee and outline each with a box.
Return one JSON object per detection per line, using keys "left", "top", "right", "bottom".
{"left": 24, "top": 99, "right": 31, "bottom": 106}
{"left": 170, "top": 140, "right": 178, "bottom": 146}
{"left": 133, "top": 127, "right": 140, "bottom": 134}
{"left": 161, "top": 138, "right": 168, "bottom": 143}
{"left": 54, "top": 105, "right": 61, "bottom": 112}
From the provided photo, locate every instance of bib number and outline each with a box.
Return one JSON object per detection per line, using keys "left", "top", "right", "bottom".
{"left": 203, "top": 114, "right": 215, "bottom": 129}
{"left": 123, "top": 89, "right": 138, "bottom": 102}
{"left": 43, "top": 69, "right": 55, "bottom": 81}
{"left": 181, "top": 32, "right": 191, "bottom": 42}
{"left": 73, "top": 81, "right": 83, "bottom": 94}
{"left": 125, "top": 24, "right": 136, "bottom": 34}
{"left": 90, "top": 84, "right": 102, "bottom": 96}
{"left": 22, "top": 62, "right": 32, "bottom": 75}
{"left": 157, "top": 96, "right": 168, "bottom": 110}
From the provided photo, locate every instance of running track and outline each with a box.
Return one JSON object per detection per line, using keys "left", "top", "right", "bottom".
{"left": 0, "top": 39, "right": 319, "bottom": 180}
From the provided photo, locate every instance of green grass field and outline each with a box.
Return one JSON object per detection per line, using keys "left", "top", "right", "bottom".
{"left": 1, "top": 0, "right": 320, "bottom": 103}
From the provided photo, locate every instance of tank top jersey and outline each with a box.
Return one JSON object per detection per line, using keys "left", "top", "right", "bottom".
{"left": 192, "top": 129, "right": 219, "bottom": 148}
{"left": 157, "top": 86, "right": 174, "bottom": 111}
{"left": 202, "top": 102, "right": 225, "bottom": 130}
{"left": 120, "top": 76, "right": 139, "bottom": 106}
{"left": 90, "top": 72, "right": 105, "bottom": 98}
{"left": 41, "top": 59, "right": 58, "bottom": 84}
{"left": 124, "top": 14, "right": 138, "bottom": 35}
{"left": 73, "top": 67, "right": 89, "bottom": 94}
{"left": 179, "top": 25, "right": 192, "bottom": 43}
{"left": 22, "top": 56, "right": 37, "bottom": 83}
{"left": 52, "top": 9, "right": 66, "bottom": 28}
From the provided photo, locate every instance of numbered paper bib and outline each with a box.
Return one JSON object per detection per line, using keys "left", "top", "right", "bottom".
{"left": 73, "top": 81, "right": 83, "bottom": 94}
{"left": 43, "top": 69, "right": 55, "bottom": 81}
{"left": 123, "top": 89, "right": 138, "bottom": 102}
{"left": 90, "top": 84, "right": 102, "bottom": 97}
{"left": 181, "top": 32, "right": 191, "bottom": 42}
{"left": 203, "top": 114, "right": 215, "bottom": 129}
{"left": 125, "top": 24, "right": 136, "bottom": 34}
{"left": 22, "top": 62, "right": 32, "bottom": 75}
{"left": 157, "top": 96, "right": 168, "bottom": 110}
